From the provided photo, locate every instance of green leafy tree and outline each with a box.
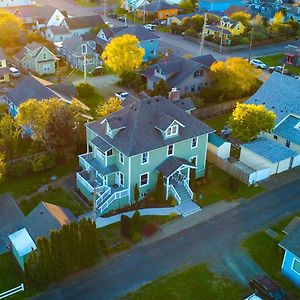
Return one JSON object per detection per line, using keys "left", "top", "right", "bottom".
{"left": 150, "top": 79, "right": 170, "bottom": 97}
{"left": 229, "top": 103, "right": 276, "bottom": 142}
{"left": 0, "top": 153, "right": 5, "bottom": 183}
{"left": 119, "top": 71, "right": 143, "bottom": 92}
{"left": 191, "top": 15, "right": 204, "bottom": 31}
{"left": 96, "top": 97, "right": 122, "bottom": 118}
{"left": 179, "top": 0, "right": 194, "bottom": 13}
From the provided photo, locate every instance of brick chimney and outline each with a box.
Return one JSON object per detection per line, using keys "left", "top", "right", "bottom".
{"left": 168, "top": 87, "right": 180, "bottom": 101}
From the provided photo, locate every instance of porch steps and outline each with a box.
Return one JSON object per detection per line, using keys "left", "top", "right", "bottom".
{"left": 175, "top": 184, "right": 192, "bottom": 203}
{"left": 176, "top": 201, "right": 201, "bottom": 217}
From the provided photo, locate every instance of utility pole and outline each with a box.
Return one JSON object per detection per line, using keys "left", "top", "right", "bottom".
{"left": 199, "top": 12, "right": 207, "bottom": 55}
{"left": 219, "top": 26, "right": 224, "bottom": 53}
{"left": 83, "top": 53, "right": 87, "bottom": 83}
{"left": 125, "top": 14, "right": 127, "bottom": 27}
{"left": 143, "top": 1, "right": 146, "bottom": 24}
{"left": 103, "top": 0, "right": 107, "bottom": 18}
{"left": 248, "top": 26, "right": 254, "bottom": 62}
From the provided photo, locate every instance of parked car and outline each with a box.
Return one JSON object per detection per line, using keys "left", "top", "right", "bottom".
{"left": 268, "top": 66, "right": 290, "bottom": 75}
{"left": 249, "top": 275, "right": 290, "bottom": 300}
{"left": 160, "top": 20, "right": 167, "bottom": 25}
{"left": 118, "top": 16, "right": 126, "bottom": 22}
{"left": 144, "top": 24, "right": 156, "bottom": 31}
{"left": 9, "top": 67, "right": 21, "bottom": 78}
{"left": 115, "top": 91, "right": 129, "bottom": 101}
{"left": 250, "top": 59, "right": 267, "bottom": 69}
{"left": 89, "top": 66, "right": 103, "bottom": 76}
{"left": 108, "top": 12, "right": 117, "bottom": 19}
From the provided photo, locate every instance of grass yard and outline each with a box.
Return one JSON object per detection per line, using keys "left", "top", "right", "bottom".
{"left": 0, "top": 253, "right": 40, "bottom": 299}
{"left": 242, "top": 213, "right": 300, "bottom": 299}
{"left": 125, "top": 264, "right": 248, "bottom": 300}
{"left": 259, "top": 54, "right": 300, "bottom": 75}
{"left": 204, "top": 113, "right": 231, "bottom": 131}
{"left": 0, "top": 159, "right": 78, "bottom": 197}
{"left": 19, "top": 187, "right": 86, "bottom": 216}
{"left": 195, "top": 163, "right": 264, "bottom": 207}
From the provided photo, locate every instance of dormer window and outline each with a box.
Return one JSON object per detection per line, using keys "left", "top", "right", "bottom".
{"left": 106, "top": 124, "right": 112, "bottom": 136}
{"left": 166, "top": 124, "right": 178, "bottom": 137}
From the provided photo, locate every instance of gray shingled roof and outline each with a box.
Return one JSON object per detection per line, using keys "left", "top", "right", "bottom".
{"left": 48, "top": 25, "right": 71, "bottom": 35}
{"left": 273, "top": 115, "right": 300, "bottom": 146}
{"left": 23, "top": 202, "right": 76, "bottom": 241}
{"left": 26, "top": 41, "right": 43, "bottom": 51}
{"left": 246, "top": 73, "right": 300, "bottom": 124}
{"left": 242, "top": 138, "right": 297, "bottom": 163}
{"left": 65, "top": 15, "right": 104, "bottom": 30}
{"left": 86, "top": 96, "right": 213, "bottom": 157}
{"left": 283, "top": 217, "right": 300, "bottom": 235}
{"left": 5, "top": 76, "right": 56, "bottom": 107}
{"left": 143, "top": 0, "right": 177, "bottom": 12}
{"left": 279, "top": 218, "right": 300, "bottom": 258}
{"left": 205, "top": 24, "right": 231, "bottom": 35}
{"left": 63, "top": 35, "right": 84, "bottom": 52}
{"left": 141, "top": 54, "right": 216, "bottom": 88}
{"left": 156, "top": 156, "right": 194, "bottom": 177}
{"left": 114, "top": 24, "right": 159, "bottom": 41}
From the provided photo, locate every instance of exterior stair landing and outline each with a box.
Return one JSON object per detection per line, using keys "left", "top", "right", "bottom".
{"left": 176, "top": 201, "right": 201, "bottom": 217}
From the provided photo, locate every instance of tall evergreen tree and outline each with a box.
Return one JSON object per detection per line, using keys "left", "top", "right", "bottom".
{"left": 154, "top": 172, "right": 165, "bottom": 202}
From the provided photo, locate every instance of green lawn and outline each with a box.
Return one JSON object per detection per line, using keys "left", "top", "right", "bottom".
{"left": 259, "top": 54, "right": 300, "bottom": 75}
{"left": 204, "top": 113, "right": 231, "bottom": 131}
{"left": 242, "top": 213, "right": 300, "bottom": 299}
{"left": 0, "top": 253, "right": 39, "bottom": 299}
{"left": 0, "top": 159, "right": 78, "bottom": 197}
{"left": 125, "top": 264, "right": 247, "bottom": 300}
{"left": 19, "top": 187, "right": 86, "bottom": 216}
{"left": 195, "top": 163, "right": 264, "bottom": 207}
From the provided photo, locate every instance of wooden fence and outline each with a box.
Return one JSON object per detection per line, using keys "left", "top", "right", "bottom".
{"left": 0, "top": 284, "right": 24, "bottom": 299}
{"left": 207, "top": 151, "right": 253, "bottom": 185}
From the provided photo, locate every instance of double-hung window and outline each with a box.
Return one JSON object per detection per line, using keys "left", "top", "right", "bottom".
{"left": 140, "top": 172, "right": 149, "bottom": 187}
{"left": 191, "top": 137, "right": 198, "bottom": 148}
{"left": 292, "top": 258, "right": 300, "bottom": 275}
{"left": 119, "top": 152, "right": 124, "bottom": 164}
{"left": 166, "top": 125, "right": 178, "bottom": 137}
{"left": 167, "top": 144, "right": 174, "bottom": 156}
{"left": 119, "top": 172, "right": 124, "bottom": 187}
{"left": 141, "top": 152, "right": 149, "bottom": 164}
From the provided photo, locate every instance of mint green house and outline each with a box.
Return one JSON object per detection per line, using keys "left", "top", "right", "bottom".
{"left": 76, "top": 95, "right": 213, "bottom": 215}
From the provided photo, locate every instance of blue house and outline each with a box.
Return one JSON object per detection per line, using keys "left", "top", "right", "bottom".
{"left": 278, "top": 217, "right": 300, "bottom": 287}
{"left": 199, "top": 0, "right": 243, "bottom": 12}
{"left": 96, "top": 24, "right": 159, "bottom": 62}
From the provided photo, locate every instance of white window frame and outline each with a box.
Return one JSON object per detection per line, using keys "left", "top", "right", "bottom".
{"left": 292, "top": 258, "right": 300, "bottom": 276}
{"left": 191, "top": 137, "right": 198, "bottom": 149}
{"left": 190, "top": 156, "right": 197, "bottom": 166}
{"left": 140, "top": 172, "right": 149, "bottom": 187}
{"left": 167, "top": 144, "right": 174, "bottom": 156}
{"left": 166, "top": 124, "right": 178, "bottom": 137}
{"left": 119, "top": 172, "right": 124, "bottom": 187}
{"left": 141, "top": 152, "right": 149, "bottom": 165}
{"left": 119, "top": 152, "right": 124, "bottom": 164}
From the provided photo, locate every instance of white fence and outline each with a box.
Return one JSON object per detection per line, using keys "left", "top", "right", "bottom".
{"left": 0, "top": 284, "right": 24, "bottom": 299}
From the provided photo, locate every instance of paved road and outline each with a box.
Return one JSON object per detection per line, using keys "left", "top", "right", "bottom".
{"left": 34, "top": 179, "right": 300, "bottom": 300}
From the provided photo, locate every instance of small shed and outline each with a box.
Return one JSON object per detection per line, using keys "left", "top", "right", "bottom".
{"left": 278, "top": 217, "right": 300, "bottom": 287}
{"left": 8, "top": 228, "right": 37, "bottom": 270}
{"left": 208, "top": 133, "right": 231, "bottom": 159}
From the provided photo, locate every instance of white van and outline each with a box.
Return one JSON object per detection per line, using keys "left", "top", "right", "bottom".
{"left": 9, "top": 67, "right": 21, "bottom": 78}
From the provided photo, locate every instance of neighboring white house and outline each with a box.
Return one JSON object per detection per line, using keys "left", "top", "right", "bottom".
{"left": 240, "top": 138, "right": 299, "bottom": 182}
{"left": 45, "top": 26, "right": 72, "bottom": 42}
{"left": 207, "top": 133, "right": 231, "bottom": 160}
{"left": 0, "top": 0, "right": 32, "bottom": 7}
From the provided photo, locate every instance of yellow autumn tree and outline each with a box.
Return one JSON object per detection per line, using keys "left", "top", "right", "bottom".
{"left": 96, "top": 97, "right": 122, "bottom": 118}
{"left": 272, "top": 11, "right": 284, "bottom": 27}
{"left": 101, "top": 34, "right": 145, "bottom": 75}
{"left": 0, "top": 10, "right": 23, "bottom": 47}
{"left": 229, "top": 103, "right": 276, "bottom": 142}
{"left": 210, "top": 57, "right": 262, "bottom": 101}
{"left": 230, "top": 11, "right": 251, "bottom": 27}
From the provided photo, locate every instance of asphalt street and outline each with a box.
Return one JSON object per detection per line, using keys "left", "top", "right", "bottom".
{"left": 34, "top": 179, "right": 300, "bottom": 300}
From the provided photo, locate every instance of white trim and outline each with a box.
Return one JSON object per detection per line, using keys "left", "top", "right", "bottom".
{"left": 128, "top": 156, "right": 132, "bottom": 204}
{"left": 119, "top": 152, "right": 124, "bottom": 164}
{"left": 281, "top": 249, "right": 288, "bottom": 269}
{"left": 167, "top": 144, "right": 174, "bottom": 156}
{"left": 166, "top": 124, "right": 179, "bottom": 137}
{"left": 292, "top": 257, "right": 300, "bottom": 276}
{"left": 141, "top": 152, "right": 149, "bottom": 165}
{"left": 140, "top": 172, "right": 149, "bottom": 187}
{"left": 191, "top": 136, "right": 198, "bottom": 149}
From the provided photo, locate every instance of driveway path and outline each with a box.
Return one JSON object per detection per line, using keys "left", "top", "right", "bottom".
{"left": 34, "top": 179, "right": 300, "bottom": 300}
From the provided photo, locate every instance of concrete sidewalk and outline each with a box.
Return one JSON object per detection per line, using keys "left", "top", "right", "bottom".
{"left": 141, "top": 200, "right": 242, "bottom": 245}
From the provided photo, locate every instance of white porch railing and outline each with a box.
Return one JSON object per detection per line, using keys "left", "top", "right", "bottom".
{"left": 77, "top": 172, "right": 95, "bottom": 194}
{"left": 96, "top": 186, "right": 112, "bottom": 208}
{"left": 0, "top": 284, "right": 24, "bottom": 299}
{"left": 98, "top": 189, "right": 129, "bottom": 214}
{"left": 169, "top": 185, "right": 181, "bottom": 205}
{"left": 79, "top": 153, "right": 93, "bottom": 169}
{"left": 184, "top": 180, "right": 193, "bottom": 199}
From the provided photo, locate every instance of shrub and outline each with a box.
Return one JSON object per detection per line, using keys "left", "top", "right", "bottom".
{"left": 133, "top": 184, "right": 140, "bottom": 205}
{"left": 120, "top": 215, "right": 131, "bottom": 238}
{"left": 76, "top": 83, "right": 96, "bottom": 98}
{"left": 131, "top": 231, "right": 142, "bottom": 243}
{"left": 170, "top": 197, "right": 177, "bottom": 207}
{"left": 184, "top": 29, "right": 199, "bottom": 38}
{"left": 8, "top": 159, "right": 32, "bottom": 177}
{"left": 142, "top": 223, "right": 158, "bottom": 237}
{"left": 32, "top": 154, "right": 56, "bottom": 173}
{"left": 131, "top": 210, "right": 142, "bottom": 232}
{"left": 119, "top": 71, "right": 143, "bottom": 92}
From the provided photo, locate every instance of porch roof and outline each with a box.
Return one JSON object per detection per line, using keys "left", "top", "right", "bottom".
{"left": 156, "top": 156, "right": 194, "bottom": 178}
{"left": 87, "top": 157, "right": 118, "bottom": 175}
{"left": 90, "top": 136, "right": 112, "bottom": 152}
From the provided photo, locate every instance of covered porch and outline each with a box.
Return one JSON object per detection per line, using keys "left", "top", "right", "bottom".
{"left": 156, "top": 157, "right": 196, "bottom": 204}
